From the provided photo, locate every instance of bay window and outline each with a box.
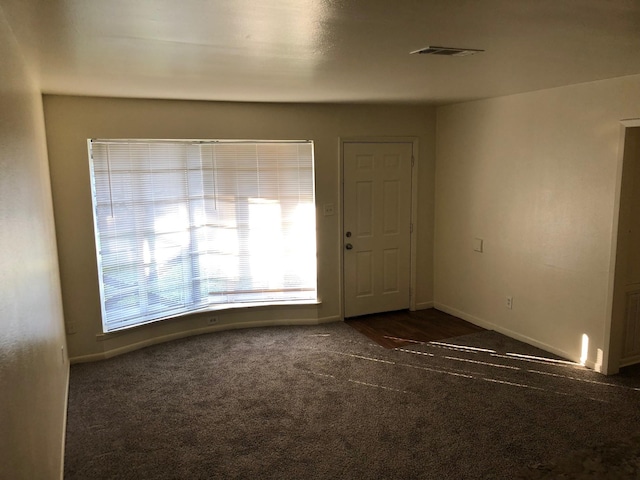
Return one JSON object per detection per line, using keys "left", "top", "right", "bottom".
{"left": 89, "top": 139, "right": 317, "bottom": 332}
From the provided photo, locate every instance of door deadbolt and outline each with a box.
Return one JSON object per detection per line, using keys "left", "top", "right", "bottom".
{"left": 345, "top": 243, "right": 353, "bottom": 250}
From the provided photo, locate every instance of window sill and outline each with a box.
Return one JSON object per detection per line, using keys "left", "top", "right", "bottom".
{"left": 96, "top": 299, "right": 322, "bottom": 340}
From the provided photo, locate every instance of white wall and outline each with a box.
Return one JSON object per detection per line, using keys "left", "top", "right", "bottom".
{"left": 435, "top": 74, "right": 640, "bottom": 372}
{"left": 0, "top": 8, "right": 68, "bottom": 480}
{"left": 43, "top": 96, "right": 436, "bottom": 361}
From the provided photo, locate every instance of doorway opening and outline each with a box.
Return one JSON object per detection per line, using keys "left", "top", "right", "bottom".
{"left": 608, "top": 123, "right": 640, "bottom": 374}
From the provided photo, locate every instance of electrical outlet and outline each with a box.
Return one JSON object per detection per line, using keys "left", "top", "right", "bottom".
{"left": 323, "top": 203, "right": 335, "bottom": 216}
{"left": 506, "top": 296, "right": 513, "bottom": 310}
{"left": 208, "top": 316, "right": 219, "bottom": 325}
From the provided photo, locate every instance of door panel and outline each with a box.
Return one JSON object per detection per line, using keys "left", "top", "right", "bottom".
{"left": 344, "top": 142, "right": 412, "bottom": 318}
{"left": 356, "top": 251, "right": 373, "bottom": 297}
{"left": 356, "top": 181, "right": 373, "bottom": 236}
{"left": 383, "top": 248, "right": 399, "bottom": 293}
{"left": 383, "top": 180, "right": 400, "bottom": 234}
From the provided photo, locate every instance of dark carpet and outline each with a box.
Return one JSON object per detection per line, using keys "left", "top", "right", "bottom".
{"left": 64, "top": 322, "right": 640, "bottom": 479}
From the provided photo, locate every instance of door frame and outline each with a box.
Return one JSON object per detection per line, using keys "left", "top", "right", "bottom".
{"left": 339, "top": 136, "right": 419, "bottom": 319}
{"left": 604, "top": 118, "right": 640, "bottom": 374}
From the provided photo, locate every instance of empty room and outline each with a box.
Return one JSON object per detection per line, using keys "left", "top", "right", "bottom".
{"left": 1, "top": 1, "right": 640, "bottom": 478}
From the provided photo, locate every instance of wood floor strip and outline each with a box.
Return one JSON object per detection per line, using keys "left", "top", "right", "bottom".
{"left": 345, "top": 308, "right": 486, "bottom": 349}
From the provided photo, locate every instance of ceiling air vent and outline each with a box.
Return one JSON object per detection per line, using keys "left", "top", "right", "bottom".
{"left": 410, "top": 46, "right": 484, "bottom": 57}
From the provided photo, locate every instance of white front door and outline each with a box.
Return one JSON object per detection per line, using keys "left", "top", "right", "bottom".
{"left": 343, "top": 142, "right": 413, "bottom": 318}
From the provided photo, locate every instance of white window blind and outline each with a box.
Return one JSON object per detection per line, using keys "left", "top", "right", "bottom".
{"left": 89, "top": 139, "right": 317, "bottom": 333}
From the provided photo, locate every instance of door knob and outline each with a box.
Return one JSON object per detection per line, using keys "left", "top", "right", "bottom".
{"left": 345, "top": 243, "right": 353, "bottom": 250}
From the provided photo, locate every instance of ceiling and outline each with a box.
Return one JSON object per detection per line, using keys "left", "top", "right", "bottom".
{"left": 2, "top": 0, "right": 640, "bottom": 104}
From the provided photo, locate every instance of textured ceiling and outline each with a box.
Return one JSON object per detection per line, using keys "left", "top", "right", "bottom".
{"left": 2, "top": 0, "right": 640, "bottom": 104}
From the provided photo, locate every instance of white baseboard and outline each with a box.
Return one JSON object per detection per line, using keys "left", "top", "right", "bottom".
{"left": 70, "top": 351, "right": 109, "bottom": 364}
{"left": 434, "top": 302, "right": 592, "bottom": 369}
{"left": 59, "top": 364, "right": 70, "bottom": 479}
{"left": 70, "top": 316, "right": 342, "bottom": 364}
{"left": 619, "top": 354, "right": 640, "bottom": 368}
{"left": 414, "top": 301, "right": 434, "bottom": 310}
{"left": 317, "top": 315, "right": 342, "bottom": 324}
{"left": 434, "top": 303, "right": 500, "bottom": 331}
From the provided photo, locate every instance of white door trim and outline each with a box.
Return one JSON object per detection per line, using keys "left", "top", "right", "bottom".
{"left": 604, "top": 118, "right": 640, "bottom": 374}
{"left": 339, "top": 136, "right": 419, "bottom": 319}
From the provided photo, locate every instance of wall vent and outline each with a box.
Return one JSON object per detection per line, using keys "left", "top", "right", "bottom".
{"left": 410, "top": 46, "right": 484, "bottom": 57}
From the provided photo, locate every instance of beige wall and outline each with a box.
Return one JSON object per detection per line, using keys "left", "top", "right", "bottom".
{"left": 0, "top": 9, "right": 68, "bottom": 480}
{"left": 435, "top": 74, "right": 640, "bottom": 372}
{"left": 43, "top": 96, "right": 436, "bottom": 360}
